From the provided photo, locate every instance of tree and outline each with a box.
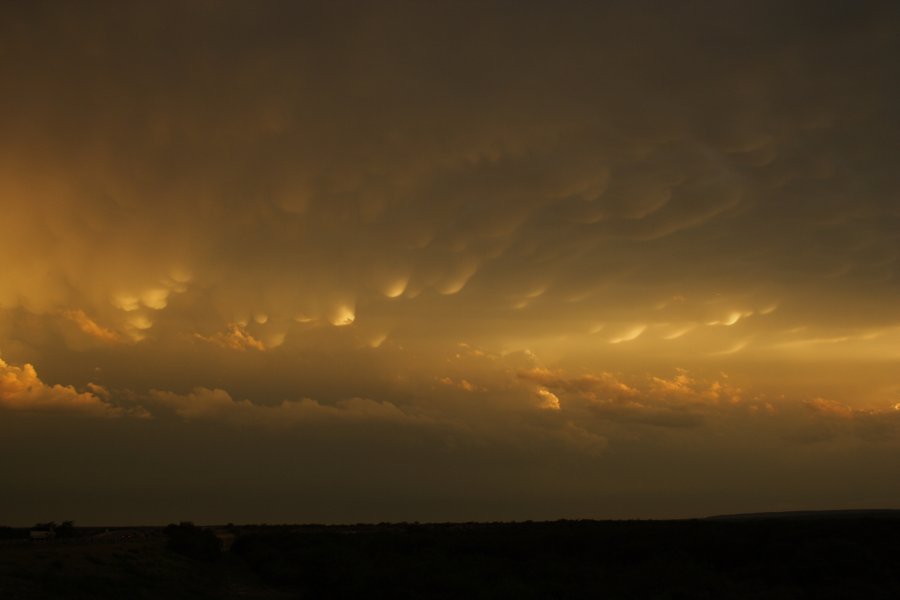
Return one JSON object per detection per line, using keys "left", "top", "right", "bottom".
{"left": 56, "top": 521, "right": 76, "bottom": 538}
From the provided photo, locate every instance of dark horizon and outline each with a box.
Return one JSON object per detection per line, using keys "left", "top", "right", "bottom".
{"left": 5, "top": 508, "right": 899, "bottom": 531}
{"left": 4, "top": 513, "right": 900, "bottom": 598}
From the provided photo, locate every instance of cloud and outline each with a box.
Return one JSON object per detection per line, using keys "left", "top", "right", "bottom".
{"left": 535, "top": 388, "right": 561, "bottom": 410}
{"left": 62, "top": 309, "right": 122, "bottom": 345}
{"left": 518, "top": 368, "right": 638, "bottom": 401}
{"left": 0, "top": 0, "right": 897, "bottom": 352}
{"left": 800, "top": 397, "right": 900, "bottom": 442}
{"left": 1, "top": 1, "right": 900, "bottom": 521}
{"left": 438, "top": 377, "right": 483, "bottom": 393}
{"left": 804, "top": 397, "right": 856, "bottom": 419}
{"left": 193, "top": 323, "right": 267, "bottom": 351}
{"left": 0, "top": 359, "right": 121, "bottom": 416}
{"left": 518, "top": 367, "right": 750, "bottom": 428}
{"left": 147, "top": 387, "right": 418, "bottom": 425}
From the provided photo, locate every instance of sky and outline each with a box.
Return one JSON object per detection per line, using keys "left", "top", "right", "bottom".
{"left": 1, "top": 0, "right": 899, "bottom": 525}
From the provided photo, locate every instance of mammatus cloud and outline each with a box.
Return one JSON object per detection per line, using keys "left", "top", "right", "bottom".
{"left": 1, "top": 1, "right": 899, "bottom": 356}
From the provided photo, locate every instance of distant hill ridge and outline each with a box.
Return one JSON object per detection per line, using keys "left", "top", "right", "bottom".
{"left": 705, "top": 509, "right": 900, "bottom": 521}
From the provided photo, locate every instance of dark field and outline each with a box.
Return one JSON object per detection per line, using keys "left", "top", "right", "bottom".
{"left": 2, "top": 512, "right": 899, "bottom": 599}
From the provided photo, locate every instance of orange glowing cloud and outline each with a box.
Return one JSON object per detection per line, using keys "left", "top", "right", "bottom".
{"left": 0, "top": 359, "right": 120, "bottom": 416}
{"left": 62, "top": 309, "right": 122, "bottom": 344}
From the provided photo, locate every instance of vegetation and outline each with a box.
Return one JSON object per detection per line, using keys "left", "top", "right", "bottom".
{"left": 232, "top": 517, "right": 900, "bottom": 599}
{"left": 0, "top": 531, "right": 235, "bottom": 599}
{"left": 0, "top": 526, "right": 25, "bottom": 540}
{"left": 1, "top": 515, "right": 898, "bottom": 598}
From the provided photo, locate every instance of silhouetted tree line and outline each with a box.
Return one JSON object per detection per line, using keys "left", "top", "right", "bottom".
{"left": 32, "top": 521, "right": 76, "bottom": 538}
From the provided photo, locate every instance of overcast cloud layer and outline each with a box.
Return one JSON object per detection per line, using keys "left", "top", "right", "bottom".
{"left": 1, "top": 0, "right": 899, "bottom": 524}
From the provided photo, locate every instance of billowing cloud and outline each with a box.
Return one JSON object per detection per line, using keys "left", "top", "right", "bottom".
{"left": 799, "top": 397, "right": 900, "bottom": 442}
{"left": 0, "top": 359, "right": 121, "bottom": 416}
{"left": 518, "top": 367, "right": 750, "bottom": 428}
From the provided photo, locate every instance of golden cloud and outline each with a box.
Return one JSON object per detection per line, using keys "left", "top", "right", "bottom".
{"left": 0, "top": 359, "right": 121, "bottom": 416}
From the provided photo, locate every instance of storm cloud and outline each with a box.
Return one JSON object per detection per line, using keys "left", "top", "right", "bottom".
{"left": 1, "top": 0, "right": 899, "bottom": 524}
